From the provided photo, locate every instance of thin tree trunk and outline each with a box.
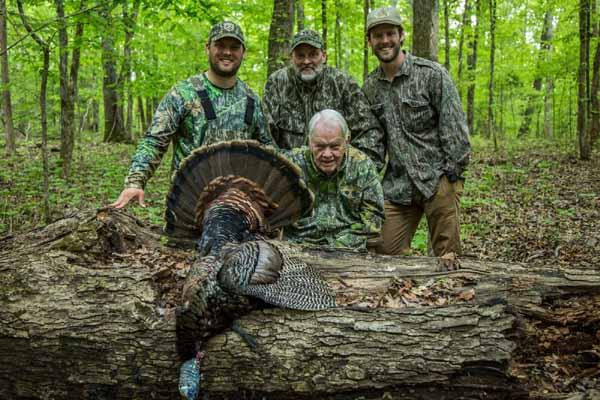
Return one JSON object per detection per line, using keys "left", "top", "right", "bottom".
{"left": 145, "top": 97, "right": 153, "bottom": 128}
{"left": 321, "top": 0, "right": 328, "bottom": 52}
{"left": 137, "top": 96, "right": 146, "bottom": 134}
{"left": 518, "top": 11, "right": 554, "bottom": 138}
{"left": 363, "top": 0, "right": 370, "bottom": 83}
{"left": 466, "top": 0, "right": 480, "bottom": 135}
{"left": 267, "top": 0, "right": 294, "bottom": 78}
{"left": 56, "top": 0, "right": 76, "bottom": 179}
{"left": 579, "top": 0, "right": 591, "bottom": 160}
{"left": 544, "top": 77, "right": 554, "bottom": 139}
{"left": 488, "top": 0, "right": 497, "bottom": 149}
{"left": 412, "top": 0, "right": 439, "bottom": 61}
{"left": 16, "top": 0, "right": 50, "bottom": 223}
{"left": 101, "top": 4, "right": 127, "bottom": 143}
{"left": 590, "top": 29, "right": 600, "bottom": 145}
{"left": 443, "top": 0, "right": 451, "bottom": 70}
{"left": 296, "top": 0, "right": 304, "bottom": 31}
{"left": 0, "top": 0, "right": 15, "bottom": 155}
{"left": 122, "top": 0, "right": 140, "bottom": 139}
{"left": 457, "top": 0, "right": 470, "bottom": 98}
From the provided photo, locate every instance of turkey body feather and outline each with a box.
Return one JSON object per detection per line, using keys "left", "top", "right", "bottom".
{"left": 165, "top": 140, "right": 336, "bottom": 344}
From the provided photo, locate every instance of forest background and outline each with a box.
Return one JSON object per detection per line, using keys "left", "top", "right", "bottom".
{"left": 0, "top": 0, "right": 598, "bottom": 255}
{"left": 1, "top": 0, "right": 599, "bottom": 393}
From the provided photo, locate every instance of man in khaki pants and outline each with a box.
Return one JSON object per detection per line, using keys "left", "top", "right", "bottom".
{"left": 362, "top": 7, "right": 471, "bottom": 257}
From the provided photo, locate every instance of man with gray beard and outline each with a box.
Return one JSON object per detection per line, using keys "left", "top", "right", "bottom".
{"left": 263, "top": 29, "right": 384, "bottom": 168}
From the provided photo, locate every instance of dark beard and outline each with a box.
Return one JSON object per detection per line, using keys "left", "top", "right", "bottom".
{"left": 375, "top": 44, "right": 401, "bottom": 63}
{"left": 209, "top": 57, "right": 241, "bottom": 78}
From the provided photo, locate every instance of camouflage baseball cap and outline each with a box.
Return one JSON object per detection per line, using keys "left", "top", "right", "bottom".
{"left": 291, "top": 29, "right": 323, "bottom": 51}
{"left": 209, "top": 21, "right": 245, "bottom": 47}
{"left": 366, "top": 7, "right": 403, "bottom": 33}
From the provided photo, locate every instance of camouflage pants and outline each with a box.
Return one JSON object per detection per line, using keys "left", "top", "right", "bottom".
{"left": 375, "top": 176, "right": 464, "bottom": 256}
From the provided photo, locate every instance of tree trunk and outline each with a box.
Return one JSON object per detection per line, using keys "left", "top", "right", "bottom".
{"left": 457, "top": 0, "right": 470, "bottom": 99}
{"left": 122, "top": 0, "right": 140, "bottom": 140}
{"left": 145, "top": 97, "right": 154, "bottom": 128}
{"left": 579, "top": 0, "right": 591, "bottom": 160}
{"left": 267, "top": 0, "right": 294, "bottom": 78}
{"left": 412, "top": 0, "right": 439, "bottom": 61}
{"left": 443, "top": 0, "right": 451, "bottom": 70}
{"left": 0, "top": 0, "right": 15, "bottom": 155}
{"left": 1, "top": 209, "right": 600, "bottom": 399}
{"left": 296, "top": 0, "right": 304, "bottom": 32}
{"left": 363, "top": 0, "right": 370, "bottom": 83}
{"left": 16, "top": 0, "right": 50, "bottom": 223}
{"left": 466, "top": 0, "right": 480, "bottom": 135}
{"left": 321, "top": 0, "right": 328, "bottom": 52}
{"left": 488, "top": 0, "right": 497, "bottom": 148}
{"left": 101, "top": 4, "right": 127, "bottom": 143}
{"left": 55, "top": 0, "right": 76, "bottom": 178}
{"left": 590, "top": 27, "right": 600, "bottom": 146}
{"left": 518, "top": 11, "right": 554, "bottom": 138}
{"left": 335, "top": 0, "right": 341, "bottom": 68}
{"left": 137, "top": 95, "right": 146, "bottom": 134}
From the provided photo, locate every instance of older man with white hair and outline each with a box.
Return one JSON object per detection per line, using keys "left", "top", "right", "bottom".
{"left": 283, "top": 109, "right": 384, "bottom": 250}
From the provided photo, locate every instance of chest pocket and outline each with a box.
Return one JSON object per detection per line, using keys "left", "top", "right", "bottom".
{"left": 400, "top": 98, "right": 436, "bottom": 133}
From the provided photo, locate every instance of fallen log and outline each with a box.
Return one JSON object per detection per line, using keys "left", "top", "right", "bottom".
{"left": 0, "top": 209, "right": 598, "bottom": 399}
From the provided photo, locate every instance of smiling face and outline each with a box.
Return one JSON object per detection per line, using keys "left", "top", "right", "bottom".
{"left": 291, "top": 44, "right": 326, "bottom": 82}
{"left": 309, "top": 121, "right": 346, "bottom": 176}
{"left": 205, "top": 37, "right": 245, "bottom": 78}
{"left": 368, "top": 24, "right": 404, "bottom": 63}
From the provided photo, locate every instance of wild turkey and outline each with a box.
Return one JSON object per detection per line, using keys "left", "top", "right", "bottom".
{"left": 164, "top": 140, "right": 336, "bottom": 352}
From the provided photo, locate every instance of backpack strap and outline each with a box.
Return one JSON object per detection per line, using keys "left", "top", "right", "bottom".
{"left": 244, "top": 95, "right": 255, "bottom": 126}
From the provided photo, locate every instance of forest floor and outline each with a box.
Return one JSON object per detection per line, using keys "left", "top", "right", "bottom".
{"left": 1, "top": 133, "right": 599, "bottom": 395}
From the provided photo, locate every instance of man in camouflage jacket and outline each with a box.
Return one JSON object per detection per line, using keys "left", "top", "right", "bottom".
{"left": 263, "top": 29, "right": 384, "bottom": 169}
{"left": 110, "top": 21, "right": 272, "bottom": 208}
{"left": 363, "top": 7, "right": 471, "bottom": 257}
{"left": 283, "top": 109, "right": 384, "bottom": 249}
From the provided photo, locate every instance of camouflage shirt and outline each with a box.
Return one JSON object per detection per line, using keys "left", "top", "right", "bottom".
{"left": 283, "top": 146, "right": 384, "bottom": 249}
{"left": 125, "top": 73, "right": 272, "bottom": 189}
{"left": 263, "top": 65, "right": 385, "bottom": 168}
{"left": 363, "top": 52, "right": 471, "bottom": 205}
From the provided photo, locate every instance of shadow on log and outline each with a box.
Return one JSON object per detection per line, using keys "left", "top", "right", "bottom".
{"left": 0, "top": 209, "right": 598, "bottom": 399}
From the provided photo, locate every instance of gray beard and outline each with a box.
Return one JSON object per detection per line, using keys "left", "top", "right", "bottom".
{"left": 295, "top": 64, "right": 325, "bottom": 83}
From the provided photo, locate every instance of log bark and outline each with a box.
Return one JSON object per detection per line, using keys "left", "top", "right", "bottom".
{"left": 0, "top": 209, "right": 599, "bottom": 399}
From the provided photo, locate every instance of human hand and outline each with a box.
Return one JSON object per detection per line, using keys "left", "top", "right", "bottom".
{"left": 109, "top": 188, "right": 146, "bottom": 209}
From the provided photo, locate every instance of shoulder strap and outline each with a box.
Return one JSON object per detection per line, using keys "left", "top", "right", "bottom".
{"left": 190, "top": 75, "right": 217, "bottom": 121}
{"left": 244, "top": 95, "right": 255, "bottom": 126}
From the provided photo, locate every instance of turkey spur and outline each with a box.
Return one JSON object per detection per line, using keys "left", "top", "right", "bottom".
{"left": 164, "top": 140, "right": 336, "bottom": 323}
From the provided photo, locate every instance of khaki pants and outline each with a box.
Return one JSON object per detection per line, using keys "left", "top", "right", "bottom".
{"left": 376, "top": 176, "right": 463, "bottom": 256}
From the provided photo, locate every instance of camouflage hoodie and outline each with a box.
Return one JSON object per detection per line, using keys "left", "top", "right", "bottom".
{"left": 263, "top": 65, "right": 385, "bottom": 169}
{"left": 283, "top": 145, "right": 384, "bottom": 249}
{"left": 124, "top": 73, "right": 272, "bottom": 189}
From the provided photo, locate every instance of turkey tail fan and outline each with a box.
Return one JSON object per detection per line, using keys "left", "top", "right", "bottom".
{"left": 218, "top": 241, "right": 337, "bottom": 311}
{"left": 164, "top": 140, "right": 314, "bottom": 241}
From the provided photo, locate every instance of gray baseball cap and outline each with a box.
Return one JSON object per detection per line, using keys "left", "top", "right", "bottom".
{"left": 209, "top": 21, "right": 245, "bottom": 47}
{"left": 291, "top": 29, "right": 323, "bottom": 51}
{"left": 366, "top": 7, "right": 403, "bottom": 33}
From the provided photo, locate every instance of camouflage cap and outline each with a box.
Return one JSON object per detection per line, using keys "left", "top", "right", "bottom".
{"left": 209, "top": 21, "right": 245, "bottom": 47}
{"left": 366, "top": 7, "right": 403, "bottom": 33}
{"left": 291, "top": 29, "right": 323, "bottom": 51}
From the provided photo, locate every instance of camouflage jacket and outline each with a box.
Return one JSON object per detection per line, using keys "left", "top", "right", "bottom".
{"left": 363, "top": 52, "right": 471, "bottom": 205}
{"left": 124, "top": 73, "right": 272, "bottom": 189}
{"left": 263, "top": 65, "right": 385, "bottom": 168}
{"left": 283, "top": 146, "right": 384, "bottom": 249}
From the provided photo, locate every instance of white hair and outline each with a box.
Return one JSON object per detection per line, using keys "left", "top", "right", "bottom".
{"left": 307, "top": 109, "right": 349, "bottom": 140}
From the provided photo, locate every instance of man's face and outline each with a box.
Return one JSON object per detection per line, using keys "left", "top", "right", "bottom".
{"left": 368, "top": 24, "right": 403, "bottom": 63}
{"left": 205, "top": 37, "right": 245, "bottom": 78}
{"left": 309, "top": 122, "right": 346, "bottom": 176}
{"left": 291, "top": 44, "right": 326, "bottom": 82}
